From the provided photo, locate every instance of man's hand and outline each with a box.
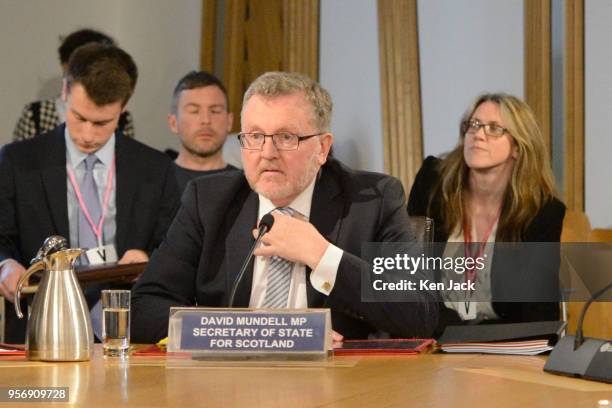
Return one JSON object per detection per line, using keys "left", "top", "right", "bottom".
{"left": 252, "top": 212, "right": 329, "bottom": 270}
{"left": 0, "top": 259, "right": 27, "bottom": 302}
{"left": 118, "top": 249, "right": 149, "bottom": 265}
{"left": 332, "top": 330, "right": 344, "bottom": 348}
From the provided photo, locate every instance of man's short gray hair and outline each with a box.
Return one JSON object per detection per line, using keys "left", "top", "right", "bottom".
{"left": 242, "top": 71, "right": 332, "bottom": 132}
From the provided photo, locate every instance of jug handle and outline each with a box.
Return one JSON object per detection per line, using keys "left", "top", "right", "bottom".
{"left": 14, "top": 260, "right": 44, "bottom": 319}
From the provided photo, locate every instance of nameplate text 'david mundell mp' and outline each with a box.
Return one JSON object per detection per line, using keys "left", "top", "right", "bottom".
{"left": 167, "top": 308, "right": 332, "bottom": 360}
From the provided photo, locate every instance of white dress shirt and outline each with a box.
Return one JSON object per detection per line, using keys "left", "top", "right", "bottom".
{"left": 442, "top": 221, "right": 499, "bottom": 321}
{"left": 248, "top": 175, "right": 344, "bottom": 308}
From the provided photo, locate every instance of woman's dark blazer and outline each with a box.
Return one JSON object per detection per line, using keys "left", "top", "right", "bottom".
{"left": 408, "top": 156, "right": 566, "bottom": 335}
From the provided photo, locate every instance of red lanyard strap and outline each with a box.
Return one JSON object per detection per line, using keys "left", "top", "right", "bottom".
{"left": 462, "top": 209, "right": 500, "bottom": 285}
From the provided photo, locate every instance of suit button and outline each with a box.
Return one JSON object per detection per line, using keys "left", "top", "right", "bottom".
{"left": 322, "top": 282, "right": 331, "bottom": 292}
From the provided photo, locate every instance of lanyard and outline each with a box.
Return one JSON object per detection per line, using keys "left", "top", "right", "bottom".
{"left": 462, "top": 209, "right": 500, "bottom": 316}
{"left": 67, "top": 156, "right": 115, "bottom": 247}
{"left": 462, "top": 209, "right": 500, "bottom": 284}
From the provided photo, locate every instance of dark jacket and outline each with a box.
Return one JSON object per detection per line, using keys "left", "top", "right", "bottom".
{"left": 408, "top": 156, "right": 565, "bottom": 334}
{"left": 132, "top": 158, "right": 439, "bottom": 342}
{"left": 0, "top": 124, "right": 180, "bottom": 342}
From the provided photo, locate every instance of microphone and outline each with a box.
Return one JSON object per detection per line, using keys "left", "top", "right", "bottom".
{"left": 574, "top": 281, "right": 612, "bottom": 350}
{"left": 227, "top": 213, "right": 274, "bottom": 307}
{"left": 544, "top": 280, "right": 612, "bottom": 383}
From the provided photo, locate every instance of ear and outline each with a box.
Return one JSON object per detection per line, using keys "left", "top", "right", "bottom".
{"left": 317, "top": 132, "right": 334, "bottom": 165}
{"left": 61, "top": 79, "right": 68, "bottom": 102}
{"left": 511, "top": 140, "right": 519, "bottom": 160}
{"left": 226, "top": 111, "right": 234, "bottom": 133}
{"left": 167, "top": 113, "right": 179, "bottom": 134}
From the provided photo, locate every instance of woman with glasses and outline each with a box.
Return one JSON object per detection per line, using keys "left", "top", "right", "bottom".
{"left": 408, "top": 93, "right": 565, "bottom": 334}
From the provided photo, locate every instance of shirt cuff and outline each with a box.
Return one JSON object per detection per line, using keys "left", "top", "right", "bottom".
{"left": 309, "top": 244, "right": 343, "bottom": 296}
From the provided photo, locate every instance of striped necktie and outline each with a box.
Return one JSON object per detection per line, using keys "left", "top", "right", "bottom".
{"left": 78, "top": 154, "right": 104, "bottom": 340}
{"left": 262, "top": 207, "right": 295, "bottom": 308}
{"left": 78, "top": 154, "right": 102, "bottom": 250}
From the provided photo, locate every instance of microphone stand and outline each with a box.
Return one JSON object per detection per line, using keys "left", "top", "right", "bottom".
{"left": 544, "top": 280, "right": 612, "bottom": 383}
{"left": 574, "top": 281, "right": 612, "bottom": 350}
{"left": 227, "top": 214, "right": 274, "bottom": 307}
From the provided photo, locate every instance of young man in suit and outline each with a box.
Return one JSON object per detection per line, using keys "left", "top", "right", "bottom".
{"left": 0, "top": 44, "right": 179, "bottom": 342}
{"left": 132, "top": 71, "right": 438, "bottom": 343}
{"left": 13, "top": 28, "right": 135, "bottom": 141}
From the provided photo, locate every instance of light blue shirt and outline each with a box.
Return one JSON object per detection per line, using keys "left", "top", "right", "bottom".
{"left": 64, "top": 128, "right": 117, "bottom": 249}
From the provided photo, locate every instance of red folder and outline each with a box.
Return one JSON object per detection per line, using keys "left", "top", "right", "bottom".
{"left": 132, "top": 344, "right": 166, "bottom": 357}
{"left": 0, "top": 343, "right": 26, "bottom": 357}
{"left": 333, "top": 338, "right": 435, "bottom": 356}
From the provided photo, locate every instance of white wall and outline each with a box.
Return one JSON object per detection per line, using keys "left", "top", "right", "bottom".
{"left": 585, "top": 0, "right": 612, "bottom": 228}
{"left": 320, "top": 0, "right": 525, "bottom": 173}
{"left": 0, "top": 0, "right": 202, "bottom": 152}
{"left": 320, "top": 0, "right": 384, "bottom": 173}
{"left": 418, "top": 0, "right": 524, "bottom": 158}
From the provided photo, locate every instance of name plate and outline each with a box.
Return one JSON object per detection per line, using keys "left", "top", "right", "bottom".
{"left": 167, "top": 308, "right": 332, "bottom": 360}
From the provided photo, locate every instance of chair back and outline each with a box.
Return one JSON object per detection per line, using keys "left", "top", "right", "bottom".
{"left": 561, "top": 210, "right": 591, "bottom": 242}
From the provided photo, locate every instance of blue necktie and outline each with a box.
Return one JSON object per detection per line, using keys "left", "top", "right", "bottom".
{"left": 262, "top": 207, "right": 295, "bottom": 308}
{"left": 78, "top": 154, "right": 104, "bottom": 340}
{"left": 78, "top": 154, "right": 102, "bottom": 250}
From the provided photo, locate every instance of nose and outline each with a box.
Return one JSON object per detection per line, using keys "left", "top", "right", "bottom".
{"left": 260, "top": 136, "right": 280, "bottom": 160}
{"left": 81, "top": 122, "right": 96, "bottom": 142}
{"left": 472, "top": 125, "right": 488, "bottom": 141}
{"left": 199, "top": 109, "right": 212, "bottom": 124}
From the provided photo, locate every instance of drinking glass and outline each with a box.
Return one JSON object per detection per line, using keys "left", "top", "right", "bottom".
{"left": 101, "top": 290, "right": 130, "bottom": 357}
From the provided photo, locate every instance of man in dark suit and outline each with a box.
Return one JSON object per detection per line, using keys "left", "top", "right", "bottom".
{"left": 132, "top": 72, "right": 437, "bottom": 343}
{"left": 0, "top": 44, "right": 179, "bottom": 342}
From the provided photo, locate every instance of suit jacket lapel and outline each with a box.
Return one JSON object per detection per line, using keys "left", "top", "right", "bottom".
{"left": 222, "top": 166, "right": 343, "bottom": 308}
{"left": 224, "top": 191, "right": 259, "bottom": 307}
{"left": 307, "top": 167, "right": 343, "bottom": 307}
{"left": 114, "top": 135, "right": 138, "bottom": 255}
{"left": 40, "top": 126, "right": 70, "bottom": 241}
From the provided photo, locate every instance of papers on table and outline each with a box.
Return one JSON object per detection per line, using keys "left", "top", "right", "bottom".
{"left": 0, "top": 344, "right": 25, "bottom": 356}
{"left": 436, "top": 321, "right": 564, "bottom": 355}
{"left": 440, "top": 339, "right": 553, "bottom": 355}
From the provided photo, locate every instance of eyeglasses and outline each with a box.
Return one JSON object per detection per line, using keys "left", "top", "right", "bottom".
{"left": 462, "top": 119, "right": 509, "bottom": 138}
{"left": 237, "top": 132, "right": 322, "bottom": 151}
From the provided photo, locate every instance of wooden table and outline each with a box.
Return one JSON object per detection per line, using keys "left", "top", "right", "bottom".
{"left": 0, "top": 346, "right": 610, "bottom": 407}
{"left": 20, "top": 262, "right": 147, "bottom": 294}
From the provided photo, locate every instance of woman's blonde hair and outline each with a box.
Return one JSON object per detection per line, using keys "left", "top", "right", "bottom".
{"left": 432, "top": 93, "right": 557, "bottom": 241}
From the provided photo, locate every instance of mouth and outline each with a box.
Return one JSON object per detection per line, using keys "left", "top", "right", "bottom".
{"left": 196, "top": 128, "right": 216, "bottom": 138}
{"left": 260, "top": 168, "right": 283, "bottom": 176}
{"left": 80, "top": 143, "right": 98, "bottom": 151}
